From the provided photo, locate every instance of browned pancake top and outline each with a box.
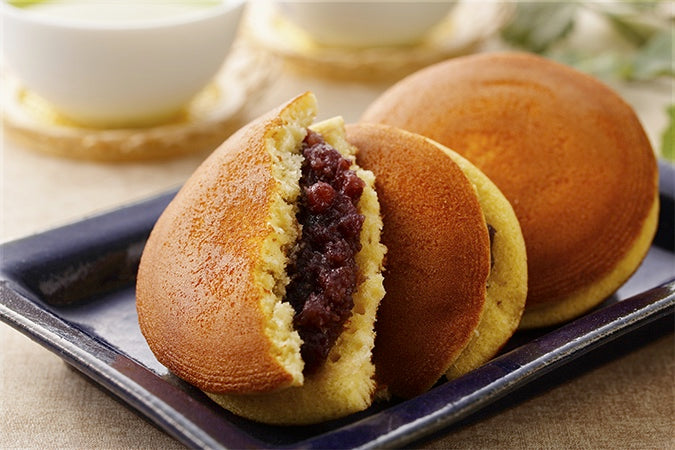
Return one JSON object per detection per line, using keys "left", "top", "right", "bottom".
{"left": 136, "top": 100, "right": 299, "bottom": 394}
{"left": 361, "top": 52, "right": 658, "bottom": 307}
{"left": 347, "top": 123, "right": 490, "bottom": 398}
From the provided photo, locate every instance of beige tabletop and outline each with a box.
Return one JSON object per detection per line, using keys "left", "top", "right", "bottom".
{"left": 1, "top": 15, "right": 674, "bottom": 449}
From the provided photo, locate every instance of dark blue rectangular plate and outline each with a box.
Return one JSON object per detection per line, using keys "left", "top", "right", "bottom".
{"left": 1, "top": 162, "right": 674, "bottom": 449}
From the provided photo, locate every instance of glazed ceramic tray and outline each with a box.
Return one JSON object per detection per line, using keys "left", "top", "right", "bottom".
{"left": 1, "top": 162, "right": 674, "bottom": 449}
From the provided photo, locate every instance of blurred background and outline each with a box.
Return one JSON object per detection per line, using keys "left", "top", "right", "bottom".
{"left": 1, "top": 0, "right": 672, "bottom": 240}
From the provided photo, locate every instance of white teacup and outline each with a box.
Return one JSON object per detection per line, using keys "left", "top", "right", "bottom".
{"left": 1, "top": 0, "right": 246, "bottom": 128}
{"left": 276, "top": 1, "right": 456, "bottom": 48}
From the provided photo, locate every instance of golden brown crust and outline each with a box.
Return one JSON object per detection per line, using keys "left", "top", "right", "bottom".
{"left": 361, "top": 52, "right": 658, "bottom": 322}
{"left": 519, "top": 194, "right": 659, "bottom": 328}
{"left": 136, "top": 96, "right": 309, "bottom": 394}
{"left": 346, "top": 123, "right": 490, "bottom": 398}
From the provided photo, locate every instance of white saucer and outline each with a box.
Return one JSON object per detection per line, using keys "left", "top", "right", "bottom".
{"left": 1, "top": 42, "right": 277, "bottom": 161}
{"left": 242, "top": 1, "right": 513, "bottom": 81}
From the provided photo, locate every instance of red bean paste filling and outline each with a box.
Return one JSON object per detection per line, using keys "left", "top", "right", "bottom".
{"left": 285, "top": 129, "right": 365, "bottom": 375}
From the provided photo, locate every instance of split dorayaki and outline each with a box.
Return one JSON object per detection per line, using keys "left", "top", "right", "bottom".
{"left": 136, "top": 92, "right": 386, "bottom": 425}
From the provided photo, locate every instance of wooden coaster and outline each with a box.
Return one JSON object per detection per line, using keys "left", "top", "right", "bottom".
{"left": 241, "top": 1, "right": 513, "bottom": 82}
{"left": 1, "top": 41, "right": 277, "bottom": 162}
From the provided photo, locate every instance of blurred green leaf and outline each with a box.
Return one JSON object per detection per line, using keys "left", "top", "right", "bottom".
{"left": 629, "top": 30, "right": 674, "bottom": 80}
{"left": 662, "top": 105, "right": 675, "bottom": 161}
{"left": 501, "top": 2, "right": 579, "bottom": 53}
{"left": 591, "top": 0, "right": 667, "bottom": 46}
{"left": 502, "top": 1, "right": 673, "bottom": 82}
{"left": 7, "top": 0, "right": 50, "bottom": 6}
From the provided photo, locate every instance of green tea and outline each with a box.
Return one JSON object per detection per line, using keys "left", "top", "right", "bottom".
{"left": 9, "top": 0, "right": 223, "bottom": 23}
